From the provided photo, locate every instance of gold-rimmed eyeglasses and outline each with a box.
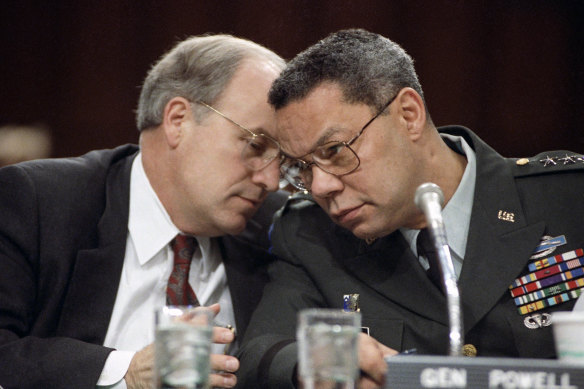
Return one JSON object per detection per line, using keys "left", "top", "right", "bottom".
{"left": 195, "top": 101, "right": 282, "bottom": 171}
{"left": 279, "top": 93, "right": 398, "bottom": 191}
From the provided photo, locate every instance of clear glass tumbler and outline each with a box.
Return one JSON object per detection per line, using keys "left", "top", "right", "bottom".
{"left": 154, "top": 306, "right": 213, "bottom": 389}
{"left": 297, "top": 308, "right": 361, "bottom": 389}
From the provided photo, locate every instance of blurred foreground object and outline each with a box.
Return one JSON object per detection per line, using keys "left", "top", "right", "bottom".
{"left": 0, "top": 125, "right": 52, "bottom": 166}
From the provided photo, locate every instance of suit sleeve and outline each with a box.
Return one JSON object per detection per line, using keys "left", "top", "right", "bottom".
{"left": 0, "top": 165, "right": 112, "bottom": 389}
{"left": 236, "top": 199, "right": 327, "bottom": 389}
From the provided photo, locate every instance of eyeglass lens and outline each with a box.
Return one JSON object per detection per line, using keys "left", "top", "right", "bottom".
{"left": 242, "top": 135, "right": 281, "bottom": 170}
{"left": 194, "top": 100, "right": 281, "bottom": 171}
{"left": 280, "top": 143, "right": 359, "bottom": 191}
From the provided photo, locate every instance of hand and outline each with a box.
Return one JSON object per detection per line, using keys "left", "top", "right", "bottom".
{"left": 205, "top": 303, "right": 240, "bottom": 388}
{"left": 125, "top": 344, "right": 154, "bottom": 389}
{"left": 125, "top": 304, "right": 239, "bottom": 389}
{"left": 209, "top": 323, "right": 239, "bottom": 387}
{"left": 357, "top": 333, "right": 397, "bottom": 389}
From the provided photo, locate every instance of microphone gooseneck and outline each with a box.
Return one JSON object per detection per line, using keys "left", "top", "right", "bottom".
{"left": 414, "top": 183, "right": 464, "bottom": 356}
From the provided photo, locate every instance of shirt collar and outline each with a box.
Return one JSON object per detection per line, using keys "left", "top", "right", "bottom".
{"left": 400, "top": 133, "right": 476, "bottom": 259}
{"left": 128, "top": 153, "right": 180, "bottom": 265}
{"left": 439, "top": 133, "right": 476, "bottom": 259}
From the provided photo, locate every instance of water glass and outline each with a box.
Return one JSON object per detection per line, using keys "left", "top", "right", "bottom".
{"left": 297, "top": 308, "right": 361, "bottom": 389}
{"left": 154, "top": 306, "right": 214, "bottom": 389}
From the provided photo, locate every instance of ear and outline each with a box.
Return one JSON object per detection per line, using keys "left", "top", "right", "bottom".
{"left": 162, "top": 96, "right": 192, "bottom": 149}
{"left": 394, "top": 87, "right": 427, "bottom": 140}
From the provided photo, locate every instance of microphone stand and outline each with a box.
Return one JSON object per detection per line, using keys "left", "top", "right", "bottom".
{"left": 415, "top": 183, "right": 463, "bottom": 356}
{"left": 427, "top": 216, "right": 463, "bottom": 356}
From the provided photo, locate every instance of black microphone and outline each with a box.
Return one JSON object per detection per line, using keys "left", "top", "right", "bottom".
{"left": 414, "top": 183, "right": 464, "bottom": 356}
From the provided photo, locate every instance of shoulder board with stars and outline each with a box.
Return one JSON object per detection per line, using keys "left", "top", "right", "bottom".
{"left": 512, "top": 151, "right": 584, "bottom": 177}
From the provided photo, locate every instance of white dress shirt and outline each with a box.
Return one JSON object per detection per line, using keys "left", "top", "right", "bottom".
{"left": 97, "top": 153, "right": 235, "bottom": 387}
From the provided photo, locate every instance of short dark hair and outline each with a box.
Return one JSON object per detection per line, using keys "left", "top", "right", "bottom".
{"left": 268, "top": 29, "right": 425, "bottom": 113}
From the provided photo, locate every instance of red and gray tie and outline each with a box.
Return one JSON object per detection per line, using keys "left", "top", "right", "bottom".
{"left": 166, "top": 234, "right": 200, "bottom": 306}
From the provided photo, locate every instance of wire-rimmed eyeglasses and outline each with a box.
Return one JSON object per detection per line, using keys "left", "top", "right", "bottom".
{"left": 279, "top": 94, "right": 398, "bottom": 191}
{"left": 195, "top": 101, "right": 281, "bottom": 171}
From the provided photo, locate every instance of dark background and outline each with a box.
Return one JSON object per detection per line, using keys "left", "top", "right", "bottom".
{"left": 1, "top": 1, "right": 582, "bottom": 159}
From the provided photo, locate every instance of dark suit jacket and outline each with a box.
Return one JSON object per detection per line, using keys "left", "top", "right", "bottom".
{"left": 0, "top": 144, "right": 287, "bottom": 389}
{"left": 237, "top": 126, "right": 584, "bottom": 388}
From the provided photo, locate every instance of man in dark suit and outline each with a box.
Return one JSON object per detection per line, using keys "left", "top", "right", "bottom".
{"left": 0, "top": 34, "right": 287, "bottom": 389}
{"left": 237, "top": 29, "right": 584, "bottom": 388}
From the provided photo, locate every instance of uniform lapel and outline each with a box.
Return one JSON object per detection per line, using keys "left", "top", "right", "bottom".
{"left": 56, "top": 153, "right": 134, "bottom": 344}
{"left": 456, "top": 129, "right": 545, "bottom": 332}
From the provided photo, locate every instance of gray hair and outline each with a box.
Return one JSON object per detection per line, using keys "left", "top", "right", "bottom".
{"left": 136, "top": 34, "right": 285, "bottom": 131}
{"left": 268, "top": 29, "right": 426, "bottom": 114}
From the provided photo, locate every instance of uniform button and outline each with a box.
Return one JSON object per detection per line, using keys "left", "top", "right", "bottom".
{"left": 463, "top": 344, "right": 477, "bottom": 357}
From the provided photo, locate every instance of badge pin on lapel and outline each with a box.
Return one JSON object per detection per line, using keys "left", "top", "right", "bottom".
{"left": 343, "top": 294, "right": 360, "bottom": 312}
{"left": 497, "top": 210, "right": 515, "bottom": 222}
{"left": 343, "top": 294, "right": 370, "bottom": 335}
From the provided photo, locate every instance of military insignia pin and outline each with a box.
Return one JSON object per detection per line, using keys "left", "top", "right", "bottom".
{"left": 524, "top": 313, "right": 552, "bottom": 329}
{"left": 530, "top": 235, "right": 567, "bottom": 259}
{"left": 343, "top": 294, "right": 360, "bottom": 312}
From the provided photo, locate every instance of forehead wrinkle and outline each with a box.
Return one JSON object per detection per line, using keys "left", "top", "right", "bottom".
{"left": 276, "top": 83, "right": 354, "bottom": 158}
{"left": 280, "top": 125, "right": 348, "bottom": 159}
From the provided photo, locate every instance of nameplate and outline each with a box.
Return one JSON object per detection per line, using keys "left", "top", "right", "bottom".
{"left": 385, "top": 355, "right": 584, "bottom": 388}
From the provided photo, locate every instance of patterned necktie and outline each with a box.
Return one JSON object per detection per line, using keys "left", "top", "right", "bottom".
{"left": 416, "top": 228, "right": 444, "bottom": 292}
{"left": 166, "top": 234, "right": 200, "bottom": 306}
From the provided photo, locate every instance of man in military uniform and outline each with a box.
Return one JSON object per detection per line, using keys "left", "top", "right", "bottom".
{"left": 236, "top": 29, "right": 584, "bottom": 388}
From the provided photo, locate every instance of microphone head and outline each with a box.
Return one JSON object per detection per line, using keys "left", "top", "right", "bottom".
{"left": 414, "top": 182, "right": 444, "bottom": 209}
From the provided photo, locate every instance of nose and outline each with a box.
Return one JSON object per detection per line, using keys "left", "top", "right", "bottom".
{"left": 309, "top": 165, "right": 344, "bottom": 199}
{"left": 251, "top": 158, "right": 281, "bottom": 192}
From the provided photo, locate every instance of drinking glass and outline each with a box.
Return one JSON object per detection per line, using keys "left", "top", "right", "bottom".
{"left": 297, "top": 308, "right": 361, "bottom": 389}
{"left": 154, "top": 306, "right": 214, "bottom": 389}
